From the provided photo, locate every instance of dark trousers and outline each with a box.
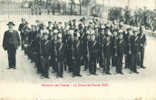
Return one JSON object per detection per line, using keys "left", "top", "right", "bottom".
{"left": 112, "top": 55, "right": 118, "bottom": 67}
{"left": 50, "top": 57, "right": 57, "bottom": 72}
{"left": 130, "top": 54, "right": 137, "bottom": 72}
{"left": 140, "top": 48, "right": 145, "bottom": 67}
{"left": 21, "top": 34, "right": 24, "bottom": 49}
{"left": 40, "top": 57, "right": 49, "bottom": 77}
{"left": 67, "top": 54, "right": 73, "bottom": 72}
{"left": 116, "top": 55, "right": 123, "bottom": 73}
{"left": 125, "top": 54, "right": 131, "bottom": 68}
{"left": 104, "top": 56, "right": 110, "bottom": 73}
{"left": 56, "top": 61, "right": 63, "bottom": 77}
{"left": 99, "top": 53, "right": 104, "bottom": 68}
{"left": 89, "top": 58, "right": 97, "bottom": 74}
{"left": 7, "top": 47, "right": 16, "bottom": 68}
{"left": 100, "top": 56, "right": 105, "bottom": 69}
{"left": 72, "top": 60, "right": 81, "bottom": 76}
{"left": 84, "top": 55, "right": 89, "bottom": 70}
{"left": 35, "top": 53, "right": 41, "bottom": 74}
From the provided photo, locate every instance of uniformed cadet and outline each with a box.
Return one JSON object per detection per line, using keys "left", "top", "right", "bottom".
{"left": 81, "top": 25, "right": 89, "bottom": 71}
{"left": 18, "top": 18, "right": 26, "bottom": 50}
{"left": 124, "top": 28, "right": 132, "bottom": 69}
{"left": 72, "top": 31, "right": 82, "bottom": 77}
{"left": 84, "top": 29, "right": 91, "bottom": 71}
{"left": 27, "top": 25, "right": 37, "bottom": 62}
{"left": 33, "top": 24, "right": 42, "bottom": 74}
{"left": 98, "top": 26, "right": 106, "bottom": 69}
{"left": 22, "top": 22, "right": 31, "bottom": 54}
{"left": 88, "top": 31, "right": 98, "bottom": 75}
{"left": 116, "top": 30, "right": 124, "bottom": 74}
{"left": 112, "top": 30, "right": 118, "bottom": 67}
{"left": 56, "top": 33, "right": 65, "bottom": 78}
{"left": 129, "top": 29, "right": 139, "bottom": 73}
{"left": 40, "top": 32, "right": 50, "bottom": 78}
{"left": 104, "top": 29, "right": 112, "bottom": 74}
{"left": 49, "top": 29, "right": 58, "bottom": 72}
{"left": 138, "top": 26, "right": 146, "bottom": 69}
{"left": 66, "top": 30, "right": 74, "bottom": 72}
{"left": 62, "top": 26, "right": 69, "bottom": 71}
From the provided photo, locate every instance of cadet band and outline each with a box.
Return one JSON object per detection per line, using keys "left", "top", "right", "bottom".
{"left": 16, "top": 17, "right": 146, "bottom": 78}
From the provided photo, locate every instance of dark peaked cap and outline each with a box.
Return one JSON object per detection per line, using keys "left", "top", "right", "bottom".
{"left": 7, "top": 21, "right": 15, "bottom": 26}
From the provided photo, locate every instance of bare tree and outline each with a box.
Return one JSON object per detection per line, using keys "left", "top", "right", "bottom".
{"left": 70, "top": 0, "right": 75, "bottom": 15}
{"left": 79, "top": 0, "right": 82, "bottom": 15}
{"left": 82, "top": 0, "right": 91, "bottom": 6}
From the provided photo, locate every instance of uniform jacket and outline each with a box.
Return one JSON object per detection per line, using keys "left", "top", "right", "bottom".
{"left": 88, "top": 40, "right": 98, "bottom": 61}
{"left": 138, "top": 33, "right": 146, "bottom": 50}
{"left": 117, "top": 38, "right": 124, "bottom": 56}
{"left": 105, "top": 39, "right": 112, "bottom": 57}
{"left": 18, "top": 23, "right": 25, "bottom": 32}
{"left": 56, "top": 42, "right": 65, "bottom": 62}
{"left": 3, "top": 30, "right": 20, "bottom": 50}
{"left": 72, "top": 39, "right": 81, "bottom": 61}
{"left": 40, "top": 39, "right": 50, "bottom": 58}
{"left": 130, "top": 36, "right": 138, "bottom": 54}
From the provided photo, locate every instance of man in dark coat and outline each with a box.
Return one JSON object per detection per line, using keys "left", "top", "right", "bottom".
{"left": 138, "top": 26, "right": 146, "bottom": 69}
{"left": 3, "top": 21, "right": 20, "bottom": 69}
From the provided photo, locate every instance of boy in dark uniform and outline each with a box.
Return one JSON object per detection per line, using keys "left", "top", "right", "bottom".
{"left": 116, "top": 31, "right": 124, "bottom": 74}
{"left": 18, "top": 18, "right": 26, "bottom": 50}
{"left": 56, "top": 34, "right": 65, "bottom": 78}
{"left": 84, "top": 30, "right": 91, "bottom": 71}
{"left": 33, "top": 23, "right": 45, "bottom": 75}
{"left": 40, "top": 30, "right": 50, "bottom": 78}
{"left": 66, "top": 30, "right": 74, "bottom": 72}
{"left": 104, "top": 30, "right": 112, "bottom": 74}
{"left": 98, "top": 26, "right": 104, "bottom": 69}
{"left": 130, "top": 29, "right": 139, "bottom": 73}
{"left": 81, "top": 26, "right": 89, "bottom": 71}
{"left": 124, "top": 28, "right": 132, "bottom": 69}
{"left": 88, "top": 32, "right": 98, "bottom": 75}
{"left": 138, "top": 26, "right": 146, "bottom": 69}
{"left": 98, "top": 27, "right": 107, "bottom": 70}
{"left": 49, "top": 29, "right": 58, "bottom": 72}
{"left": 22, "top": 22, "right": 31, "bottom": 55}
{"left": 27, "top": 25, "right": 37, "bottom": 61}
{"left": 112, "top": 30, "right": 118, "bottom": 67}
{"left": 72, "top": 31, "right": 82, "bottom": 77}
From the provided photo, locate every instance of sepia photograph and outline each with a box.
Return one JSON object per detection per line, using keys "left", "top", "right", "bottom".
{"left": 0, "top": 0, "right": 156, "bottom": 100}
